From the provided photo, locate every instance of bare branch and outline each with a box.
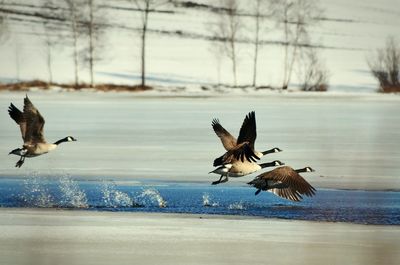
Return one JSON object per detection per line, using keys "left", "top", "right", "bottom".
{"left": 367, "top": 36, "right": 400, "bottom": 92}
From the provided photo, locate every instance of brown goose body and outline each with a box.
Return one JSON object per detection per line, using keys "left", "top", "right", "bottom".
{"left": 248, "top": 166, "right": 316, "bottom": 202}
{"left": 8, "top": 95, "right": 77, "bottom": 167}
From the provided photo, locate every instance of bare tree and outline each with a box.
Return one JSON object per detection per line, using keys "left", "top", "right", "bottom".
{"left": 297, "top": 47, "right": 328, "bottom": 91}
{"left": 43, "top": 21, "right": 55, "bottom": 83}
{"left": 41, "top": 0, "right": 61, "bottom": 84}
{"left": 212, "top": 0, "right": 242, "bottom": 87}
{"left": 367, "top": 36, "right": 400, "bottom": 93}
{"left": 82, "top": 0, "right": 106, "bottom": 87}
{"left": 64, "top": 0, "right": 85, "bottom": 87}
{"left": 251, "top": 0, "right": 271, "bottom": 87}
{"left": 13, "top": 36, "right": 22, "bottom": 81}
{"left": 132, "top": 0, "right": 169, "bottom": 88}
{"left": 209, "top": 41, "right": 225, "bottom": 86}
{"left": 271, "top": 0, "right": 322, "bottom": 90}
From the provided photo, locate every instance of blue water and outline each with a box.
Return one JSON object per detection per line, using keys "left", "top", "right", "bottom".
{"left": 0, "top": 177, "right": 399, "bottom": 225}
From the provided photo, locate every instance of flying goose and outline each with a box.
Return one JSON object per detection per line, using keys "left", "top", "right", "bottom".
{"left": 247, "top": 166, "right": 316, "bottom": 202}
{"left": 212, "top": 111, "right": 282, "bottom": 167}
{"left": 8, "top": 95, "right": 77, "bottom": 168}
{"left": 209, "top": 160, "right": 285, "bottom": 185}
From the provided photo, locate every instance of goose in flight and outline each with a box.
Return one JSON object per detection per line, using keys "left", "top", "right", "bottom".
{"left": 247, "top": 166, "right": 316, "bottom": 202}
{"left": 212, "top": 111, "right": 282, "bottom": 167}
{"left": 8, "top": 95, "right": 77, "bottom": 168}
{"left": 209, "top": 160, "right": 285, "bottom": 185}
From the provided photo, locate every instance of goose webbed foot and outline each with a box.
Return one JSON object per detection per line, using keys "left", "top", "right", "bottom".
{"left": 15, "top": 156, "right": 25, "bottom": 168}
{"left": 212, "top": 175, "right": 228, "bottom": 185}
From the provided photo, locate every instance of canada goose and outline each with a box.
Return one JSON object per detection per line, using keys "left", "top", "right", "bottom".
{"left": 8, "top": 95, "right": 77, "bottom": 168}
{"left": 210, "top": 160, "right": 285, "bottom": 185}
{"left": 247, "top": 166, "right": 316, "bottom": 202}
{"left": 212, "top": 111, "right": 282, "bottom": 167}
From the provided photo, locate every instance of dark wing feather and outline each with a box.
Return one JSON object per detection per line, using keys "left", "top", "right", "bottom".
{"left": 23, "top": 96, "right": 46, "bottom": 144}
{"left": 269, "top": 188, "right": 303, "bottom": 202}
{"left": 236, "top": 111, "right": 257, "bottom": 149}
{"left": 212, "top": 118, "right": 237, "bottom": 151}
{"left": 213, "top": 143, "right": 259, "bottom": 166}
{"left": 8, "top": 103, "right": 27, "bottom": 141}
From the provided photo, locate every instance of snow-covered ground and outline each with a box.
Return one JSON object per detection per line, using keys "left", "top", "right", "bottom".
{"left": 0, "top": 0, "right": 399, "bottom": 92}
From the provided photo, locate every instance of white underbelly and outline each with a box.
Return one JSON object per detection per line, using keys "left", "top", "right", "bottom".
{"left": 32, "top": 143, "right": 57, "bottom": 155}
{"left": 229, "top": 163, "right": 261, "bottom": 177}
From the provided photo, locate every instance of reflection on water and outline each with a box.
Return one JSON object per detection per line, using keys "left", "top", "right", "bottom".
{"left": 0, "top": 177, "right": 399, "bottom": 225}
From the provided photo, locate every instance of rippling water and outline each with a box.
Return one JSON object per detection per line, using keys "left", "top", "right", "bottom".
{"left": 0, "top": 177, "right": 398, "bottom": 225}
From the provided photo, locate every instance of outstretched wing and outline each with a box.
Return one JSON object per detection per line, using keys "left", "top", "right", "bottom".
{"left": 23, "top": 96, "right": 46, "bottom": 144}
{"left": 8, "top": 103, "right": 27, "bottom": 142}
{"left": 212, "top": 118, "right": 237, "bottom": 151}
{"left": 236, "top": 111, "right": 257, "bottom": 149}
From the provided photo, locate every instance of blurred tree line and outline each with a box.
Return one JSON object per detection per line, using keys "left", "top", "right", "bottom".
{"left": 0, "top": 0, "right": 360, "bottom": 92}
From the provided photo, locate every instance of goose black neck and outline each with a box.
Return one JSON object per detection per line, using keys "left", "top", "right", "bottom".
{"left": 260, "top": 162, "right": 276, "bottom": 168}
{"left": 262, "top": 148, "right": 277, "bottom": 155}
{"left": 54, "top": 137, "right": 68, "bottom": 145}
{"left": 295, "top": 167, "right": 308, "bottom": 173}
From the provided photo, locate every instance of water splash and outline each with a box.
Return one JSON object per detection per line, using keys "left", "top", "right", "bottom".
{"left": 202, "top": 193, "right": 219, "bottom": 207}
{"left": 100, "top": 181, "right": 136, "bottom": 208}
{"left": 59, "top": 176, "right": 88, "bottom": 208}
{"left": 228, "top": 201, "right": 246, "bottom": 210}
{"left": 19, "top": 172, "right": 55, "bottom": 207}
{"left": 137, "top": 188, "right": 167, "bottom": 208}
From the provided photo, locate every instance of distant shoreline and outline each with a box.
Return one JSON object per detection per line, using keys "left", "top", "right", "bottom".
{"left": 2, "top": 82, "right": 400, "bottom": 99}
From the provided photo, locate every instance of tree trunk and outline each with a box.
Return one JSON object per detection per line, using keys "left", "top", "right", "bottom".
{"left": 88, "top": 0, "right": 94, "bottom": 87}
{"left": 282, "top": 8, "right": 289, "bottom": 90}
{"left": 72, "top": 17, "right": 79, "bottom": 87}
{"left": 140, "top": 3, "right": 150, "bottom": 88}
{"left": 252, "top": 1, "right": 260, "bottom": 87}
{"left": 286, "top": 21, "right": 301, "bottom": 90}
{"left": 46, "top": 40, "right": 53, "bottom": 83}
{"left": 231, "top": 40, "right": 237, "bottom": 87}
{"left": 15, "top": 40, "right": 20, "bottom": 81}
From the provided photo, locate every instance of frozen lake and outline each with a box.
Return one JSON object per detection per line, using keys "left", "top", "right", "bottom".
{"left": 1, "top": 91, "right": 400, "bottom": 191}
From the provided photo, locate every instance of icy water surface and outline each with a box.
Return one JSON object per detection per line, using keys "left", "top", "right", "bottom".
{"left": 1, "top": 92, "right": 400, "bottom": 190}
{"left": 0, "top": 177, "right": 399, "bottom": 225}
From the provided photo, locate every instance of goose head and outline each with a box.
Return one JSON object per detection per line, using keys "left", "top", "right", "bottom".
{"left": 8, "top": 148, "right": 27, "bottom": 156}
{"left": 273, "top": 160, "right": 285, "bottom": 166}
{"left": 66, "top": 136, "right": 77, "bottom": 142}
{"left": 297, "top": 167, "right": 315, "bottom": 173}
